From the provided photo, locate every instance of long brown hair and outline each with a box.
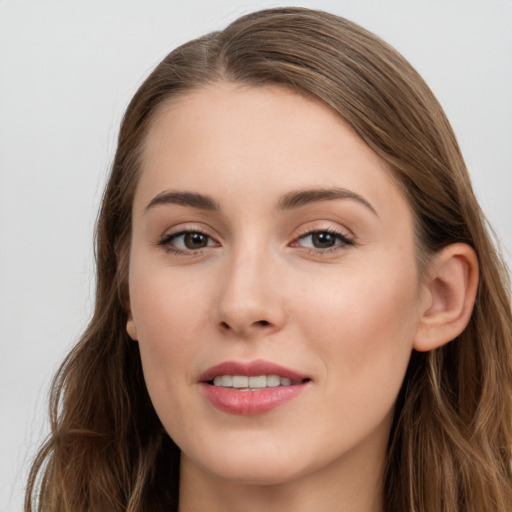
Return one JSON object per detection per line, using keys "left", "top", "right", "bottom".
{"left": 26, "top": 7, "right": 512, "bottom": 511}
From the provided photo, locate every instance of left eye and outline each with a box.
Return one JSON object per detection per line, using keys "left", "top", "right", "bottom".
{"left": 297, "top": 230, "right": 351, "bottom": 250}
{"left": 164, "top": 231, "right": 216, "bottom": 251}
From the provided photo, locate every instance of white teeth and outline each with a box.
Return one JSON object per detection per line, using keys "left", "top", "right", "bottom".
{"left": 232, "top": 375, "right": 249, "bottom": 388}
{"left": 266, "top": 375, "right": 280, "bottom": 387}
{"left": 212, "top": 374, "right": 300, "bottom": 389}
{"left": 248, "top": 375, "right": 267, "bottom": 388}
{"left": 213, "top": 375, "right": 233, "bottom": 387}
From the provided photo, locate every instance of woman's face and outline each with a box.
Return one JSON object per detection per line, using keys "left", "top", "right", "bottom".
{"left": 127, "top": 82, "right": 428, "bottom": 488}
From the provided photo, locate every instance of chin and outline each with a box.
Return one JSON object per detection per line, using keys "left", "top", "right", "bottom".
{"left": 234, "top": 459, "right": 306, "bottom": 484}
{"left": 201, "top": 460, "right": 308, "bottom": 486}
{"left": 181, "top": 439, "right": 314, "bottom": 486}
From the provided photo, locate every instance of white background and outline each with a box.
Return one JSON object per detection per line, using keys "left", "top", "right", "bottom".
{"left": 1, "top": 1, "right": 511, "bottom": 510}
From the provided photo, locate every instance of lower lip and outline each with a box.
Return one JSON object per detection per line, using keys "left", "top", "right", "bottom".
{"left": 201, "top": 382, "right": 308, "bottom": 415}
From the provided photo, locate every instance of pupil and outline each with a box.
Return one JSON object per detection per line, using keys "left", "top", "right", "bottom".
{"left": 312, "top": 232, "right": 336, "bottom": 248}
{"left": 184, "top": 232, "right": 207, "bottom": 249}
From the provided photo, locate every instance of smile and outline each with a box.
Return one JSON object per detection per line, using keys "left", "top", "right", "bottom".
{"left": 200, "top": 360, "right": 311, "bottom": 415}
{"left": 211, "top": 375, "right": 303, "bottom": 390}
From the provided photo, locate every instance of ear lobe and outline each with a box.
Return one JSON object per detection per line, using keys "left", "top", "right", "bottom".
{"left": 413, "top": 243, "right": 479, "bottom": 352}
{"left": 126, "top": 301, "right": 138, "bottom": 341}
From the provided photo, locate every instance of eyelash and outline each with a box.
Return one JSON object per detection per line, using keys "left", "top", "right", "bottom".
{"left": 157, "top": 229, "right": 216, "bottom": 256}
{"left": 157, "top": 227, "right": 354, "bottom": 256}
{"left": 294, "top": 227, "right": 354, "bottom": 254}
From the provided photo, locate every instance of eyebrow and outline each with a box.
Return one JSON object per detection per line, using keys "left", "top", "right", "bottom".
{"left": 278, "top": 187, "right": 378, "bottom": 216}
{"left": 144, "top": 186, "right": 377, "bottom": 216}
{"left": 145, "top": 190, "right": 219, "bottom": 212}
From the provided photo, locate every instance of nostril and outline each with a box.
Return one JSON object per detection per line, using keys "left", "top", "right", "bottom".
{"left": 218, "top": 319, "right": 271, "bottom": 332}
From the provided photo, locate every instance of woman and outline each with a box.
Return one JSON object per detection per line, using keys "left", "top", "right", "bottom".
{"left": 26, "top": 7, "right": 512, "bottom": 512}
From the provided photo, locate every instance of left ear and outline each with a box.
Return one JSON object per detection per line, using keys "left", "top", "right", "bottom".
{"left": 414, "top": 243, "right": 479, "bottom": 352}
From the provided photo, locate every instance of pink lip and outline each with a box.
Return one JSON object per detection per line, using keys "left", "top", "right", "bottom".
{"left": 199, "top": 359, "right": 310, "bottom": 416}
{"left": 199, "top": 360, "right": 309, "bottom": 383}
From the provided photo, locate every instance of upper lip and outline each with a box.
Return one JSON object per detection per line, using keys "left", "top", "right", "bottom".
{"left": 199, "top": 359, "right": 310, "bottom": 383}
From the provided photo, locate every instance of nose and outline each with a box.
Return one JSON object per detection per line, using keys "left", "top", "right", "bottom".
{"left": 213, "top": 249, "right": 285, "bottom": 339}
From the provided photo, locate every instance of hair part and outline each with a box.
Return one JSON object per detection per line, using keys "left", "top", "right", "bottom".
{"left": 26, "top": 7, "right": 512, "bottom": 512}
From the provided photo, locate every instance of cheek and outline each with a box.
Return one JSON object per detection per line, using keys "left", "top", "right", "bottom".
{"left": 128, "top": 266, "right": 210, "bottom": 405}
{"left": 130, "top": 256, "right": 212, "bottom": 340}
{"left": 297, "top": 261, "right": 420, "bottom": 408}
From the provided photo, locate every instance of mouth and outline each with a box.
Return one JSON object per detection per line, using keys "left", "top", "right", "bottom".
{"left": 199, "top": 360, "right": 311, "bottom": 415}
{"left": 208, "top": 374, "right": 309, "bottom": 391}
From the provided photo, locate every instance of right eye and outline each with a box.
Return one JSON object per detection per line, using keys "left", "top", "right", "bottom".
{"left": 159, "top": 230, "right": 218, "bottom": 253}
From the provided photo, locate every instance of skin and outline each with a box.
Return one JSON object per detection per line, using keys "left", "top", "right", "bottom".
{"left": 126, "top": 82, "right": 433, "bottom": 512}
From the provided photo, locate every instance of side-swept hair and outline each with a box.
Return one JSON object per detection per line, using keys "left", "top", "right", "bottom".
{"left": 26, "top": 7, "right": 512, "bottom": 512}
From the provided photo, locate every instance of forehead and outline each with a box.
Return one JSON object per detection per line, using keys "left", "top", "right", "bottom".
{"left": 136, "top": 81, "right": 409, "bottom": 223}
{"left": 143, "top": 82, "right": 383, "bottom": 167}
